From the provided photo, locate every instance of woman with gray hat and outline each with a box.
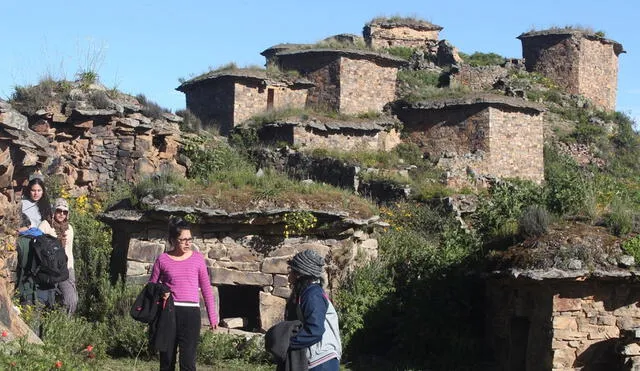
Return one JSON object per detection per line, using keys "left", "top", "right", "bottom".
{"left": 39, "top": 197, "right": 78, "bottom": 315}
{"left": 285, "top": 249, "right": 342, "bottom": 371}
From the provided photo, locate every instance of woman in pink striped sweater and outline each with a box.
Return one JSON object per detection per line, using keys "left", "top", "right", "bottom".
{"left": 149, "top": 216, "right": 218, "bottom": 371}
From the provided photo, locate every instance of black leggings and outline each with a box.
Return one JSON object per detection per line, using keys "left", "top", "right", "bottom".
{"left": 160, "top": 306, "right": 201, "bottom": 371}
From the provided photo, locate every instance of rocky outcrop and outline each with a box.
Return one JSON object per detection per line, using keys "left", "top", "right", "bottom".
{"left": 1, "top": 88, "right": 186, "bottom": 198}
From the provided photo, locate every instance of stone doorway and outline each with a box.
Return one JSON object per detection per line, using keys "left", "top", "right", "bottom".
{"left": 218, "top": 285, "right": 261, "bottom": 331}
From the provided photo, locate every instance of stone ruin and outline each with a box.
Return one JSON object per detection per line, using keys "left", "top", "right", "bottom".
{"left": 391, "top": 93, "right": 545, "bottom": 187}
{"left": 101, "top": 203, "right": 383, "bottom": 333}
{"left": 487, "top": 223, "right": 640, "bottom": 370}
{"left": 518, "top": 29, "right": 625, "bottom": 111}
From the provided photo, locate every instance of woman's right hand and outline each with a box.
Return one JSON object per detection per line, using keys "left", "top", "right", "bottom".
{"left": 162, "top": 292, "right": 170, "bottom": 300}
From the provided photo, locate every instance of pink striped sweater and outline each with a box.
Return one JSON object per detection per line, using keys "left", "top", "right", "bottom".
{"left": 149, "top": 251, "right": 218, "bottom": 326}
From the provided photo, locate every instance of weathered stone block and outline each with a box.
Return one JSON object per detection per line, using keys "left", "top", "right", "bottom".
{"left": 214, "top": 260, "right": 260, "bottom": 271}
{"left": 554, "top": 296, "right": 582, "bottom": 312}
{"left": 209, "top": 268, "right": 273, "bottom": 286}
{"left": 553, "top": 316, "right": 577, "bottom": 330}
{"left": 262, "top": 256, "right": 290, "bottom": 274}
{"left": 273, "top": 274, "right": 289, "bottom": 287}
{"left": 127, "top": 261, "right": 149, "bottom": 276}
{"left": 259, "top": 292, "right": 286, "bottom": 332}
{"left": 273, "top": 287, "right": 291, "bottom": 299}
{"left": 127, "top": 240, "right": 165, "bottom": 262}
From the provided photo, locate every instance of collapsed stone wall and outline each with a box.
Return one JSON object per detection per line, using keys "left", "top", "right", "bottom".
{"left": 0, "top": 93, "right": 186, "bottom": 204}
{"left": 103, "top": 208, "right": 382, "bottom": 333}
{"left": 363, "top": 24, "right": 440, "bottom": 49}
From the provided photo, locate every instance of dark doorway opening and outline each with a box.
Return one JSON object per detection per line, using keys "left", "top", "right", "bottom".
{"left": 267, "top": 88, "right": 274, "bottom": 110}
{"left": 218, "top": 285, "right": 261, "bottom": 331}
{"left": 510, "top": 316, "right": 530, "bottom": 371}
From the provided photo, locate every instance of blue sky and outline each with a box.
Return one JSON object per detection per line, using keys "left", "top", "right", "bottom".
{"left": 2, "top": 0, "right": 638, "bottom": 122}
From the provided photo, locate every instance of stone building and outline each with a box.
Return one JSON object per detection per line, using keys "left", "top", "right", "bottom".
{"left": 268, "top": 48, "right": 406, "bottom": 115}
{"left": 392, "top": 94, "right": 545, "bottom": 186}
{"left": 486, "top": 223, "right": 639, "bottom": 370}
{"left": 363, "top": 17, "right": 443, "bottom": 49}
{"left": 518, "top": 29, "right": 625, "bottom": 110}
{"left": 101, "top": 204, "right": 382, "bottom": 333}
{"left": 257, "top": 118, "right": 401, "bottom": 152}
{"left": 176, "top": 69, "right": 313, "bottom": 135}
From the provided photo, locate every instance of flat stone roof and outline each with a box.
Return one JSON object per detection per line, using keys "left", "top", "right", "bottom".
{"left": 397, "top": 93, "right": 545, "bottom": 113}
{"left": 262, "top": 118, "right": 397, "bottom": 132}
{"left": 275, "top": 48, "right": 408, "bottom": 67}
{"left": 366, "top": 17, "right": 443, "bottom": 31}
{"left": 518, "top": 29, "right": 625, "bottom": 55}
{"left": 176, "top": 68, "right": 314, "bottom": 92}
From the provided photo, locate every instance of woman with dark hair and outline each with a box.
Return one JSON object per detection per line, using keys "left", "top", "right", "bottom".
{"left": 285, "top": 249, "right": 342, "bottom": 371}
{"left": 21, "top": 177, "right": 52, "bottom": 228}
{"left": 149, "top": 216, "right": 218, "bottom": 371}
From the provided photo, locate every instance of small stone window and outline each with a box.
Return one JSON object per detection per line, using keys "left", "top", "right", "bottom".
{"left": 218, "top": 285, "right": 261, "bottom": 331}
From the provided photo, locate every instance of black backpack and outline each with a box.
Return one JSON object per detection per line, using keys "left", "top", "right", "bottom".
{"left": 30, "top": 234, "right": 69, "bottom": 287}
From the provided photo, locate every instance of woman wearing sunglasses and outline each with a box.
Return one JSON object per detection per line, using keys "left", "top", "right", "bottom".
{"left": 38, "top": 198, "right": 78, "bottom": 315}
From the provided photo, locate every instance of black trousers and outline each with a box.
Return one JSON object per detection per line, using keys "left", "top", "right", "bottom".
{"left": 159, "top": 306, "right": 201, "bottom": 371}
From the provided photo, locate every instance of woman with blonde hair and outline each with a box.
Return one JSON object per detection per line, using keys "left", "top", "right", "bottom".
{"left": 39, "top": 198, "right": 78, "bottom": 315}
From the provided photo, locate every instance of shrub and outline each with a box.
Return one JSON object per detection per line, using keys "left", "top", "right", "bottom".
{"left": 622, "top": 236, "right": 640, "bottom": 265}
{"left": 197, "top": 332, "right": 270, "bottom": 365}
{"left": 131, "top": 171, "right": 187, "bottom": 202}
{"left": 384, "top": 46, "right": 415, "bottom": 60}
{"left": 135, "top": 94, "right": 169, "bottom": 120}
{"left": 181, "top": 137, "right": 254, "bottom": 181}
{"left": 77, "top": 70, "right": 98, "bottom": 87}
{"left": 474, "top": 179, "right": 545, "bottom": 243}
{"left": 88, "top": 90, "right": 112, "bottom": 109}
{"left": 544, "top": 146, "right": 593, "bottom": 216}
{"left": 518, "top": 205, "right": 550, "bottom": 238}
{"left": 175, "top": 108, "right": 202, "bottom": 132}
{"left": 605, "top": 195, "right": 635, "bottom": 236}
{"left": 9, "top": 78, "right": 69, "bottom": 116}
{"left": 459, "top": 51, "right": 505, "bottom": 66}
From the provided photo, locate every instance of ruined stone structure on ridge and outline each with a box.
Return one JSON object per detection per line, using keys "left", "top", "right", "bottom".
{"left": 176, "top": 69, "right": 313, "bottom": 135}
{"left": 518, "top": 28, "right": 625, "bottom": 110}
{"left": 393, "top": 94, "right": 545, "bottom": 185}
{"left": 267, "top": 48, "right": 405, "bottom": 115}
{"left": 363, "top": 17, "right": 442, "bottom": 49}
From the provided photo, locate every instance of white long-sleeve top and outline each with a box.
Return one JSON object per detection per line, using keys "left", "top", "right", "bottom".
{"left": 38, "top": 220, "right": 75, "bottom": 270}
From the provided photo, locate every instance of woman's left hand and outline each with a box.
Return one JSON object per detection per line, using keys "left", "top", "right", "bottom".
{"left": 209, "top": 324, "right": 217, "bottom": 331}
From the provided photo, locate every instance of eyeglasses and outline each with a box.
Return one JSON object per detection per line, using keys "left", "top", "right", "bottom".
{"left": 177, "top": 237, "right": 193, "bottom": 244}
{"left": 55, "top": 209, "right": 69, "bottom": 215}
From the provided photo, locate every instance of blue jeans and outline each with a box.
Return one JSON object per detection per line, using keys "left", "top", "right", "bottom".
{"left": 310, "top": 358, "right": 339, "bottom": 371}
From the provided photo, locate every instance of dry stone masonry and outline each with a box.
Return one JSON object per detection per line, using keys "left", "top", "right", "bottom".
{"left": 518, "top": 29, "right": 625, "bottom": 110}
{"left": 102, "top": 205, "right": 383, "bottom": 332}
{"left": 392, "top": 94, "right": 545, "bottom": 187}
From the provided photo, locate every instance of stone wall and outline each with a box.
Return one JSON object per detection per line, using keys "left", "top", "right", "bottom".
{"left": 184, "top": 79, "right": 235, "bottom": 134}
{"left": 452, "top": 64, "right": 511, "bottom": 91}
{"left": 578, "top": 38, "right": 619, "bottom": 111}
{"left": 364, "top": 25, "right": 440, "bottom": 49}
{"left": 291, "top": 125, "right": 400, "bottom": 152}
{"left": 233, "top": 82, "right": 268, "bottom": 125}
{"left": 487, "top": 278, "right": 640, "bottom": 371}
{"left": 278, "top": 54, "right": 342, "bottom": 112}
{"left": 0, "top": 99, "right": 185, "bottom": 197}
{"left": 340, "top": 58, "right": 398, "bottom": 114}
{"left": 488, "top": 106, "right": 544, "bottom": 183}
{"left": 394, "top": 99, "right": 544, "bottom": 186}
{"left": 520, "top": 33, "right": 621, "bottom": 110}
{"left": 105, "top": 209, "right": 381, "bottom": 332}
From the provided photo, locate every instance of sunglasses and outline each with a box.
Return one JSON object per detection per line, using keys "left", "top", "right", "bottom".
{"left": 55, "top": 209, "right": 69, "bottom": 215}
